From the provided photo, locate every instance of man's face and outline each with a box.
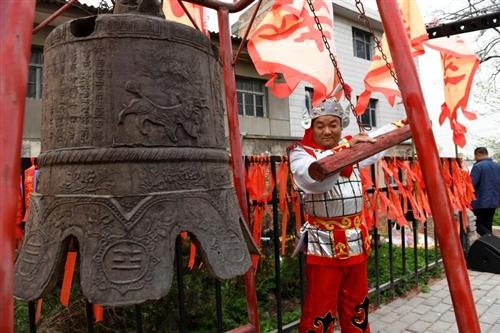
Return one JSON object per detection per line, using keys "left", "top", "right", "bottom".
{"left": 312, "top": 115, "right": 342, "bottom": 149}
{"left": 475, "top": 153, "right": 486, "bottom": 161}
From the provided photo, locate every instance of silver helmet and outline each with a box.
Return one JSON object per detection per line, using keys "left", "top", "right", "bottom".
{"left": 301, "top": 98, "right": 350, "bottom": 129}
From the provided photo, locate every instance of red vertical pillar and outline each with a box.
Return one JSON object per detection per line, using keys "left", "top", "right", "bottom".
{"left": 217, "top": 8, "right": 260, "bottom": 333}
{"left": 376, "top": 1, "right": 480, "bottom": 332}
{"left": 217, "top": 9, "right": 248, "bottom": 217}
{"left": 0, "top": 1, "right": 36, "bottom": 332}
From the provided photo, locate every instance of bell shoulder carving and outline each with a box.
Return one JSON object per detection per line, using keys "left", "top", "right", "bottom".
{"left": 58, "top": 169, "right": 115, "bottom": 194}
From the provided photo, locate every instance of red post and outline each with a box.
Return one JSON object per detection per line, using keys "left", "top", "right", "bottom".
{"left": 376, "top": 1, "right": 480, "bottom": 332}
{"left": 0, "top": 1, "right": 36, "bottom": 332}
{"left": 217, "top": 8, "right": 260, "bottom": 333}
{"left": 32, "top": 0, "right": 76, "bottom": 34}
{"left": 217, "top": 9, "right": 249, "bottom": 218}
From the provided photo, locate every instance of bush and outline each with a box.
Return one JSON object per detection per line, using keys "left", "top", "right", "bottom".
{"left": 14, "top": 234, "right": 443, "bottom": 332}
{"left": 493, "top": 209, "right": 500, "bottom": 227}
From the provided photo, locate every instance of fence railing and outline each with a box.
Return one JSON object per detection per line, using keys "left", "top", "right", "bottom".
{"left": 20, "top": 156, "right": 472, "bottom": 333}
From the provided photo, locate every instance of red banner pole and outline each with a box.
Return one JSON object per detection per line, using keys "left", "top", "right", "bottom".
{"left": 217, "top": 9, "right": 248, "bottom": 218}
{"left": 0, "top": 1, "right": 36, "bottom": 332}
{"left": 32, "top": 0, "right": 76, "bottom": 34}
{"left": 217, "top": 8, "right": 259, "bottom": 333}
{"left": 376, "top": 1, "right": 480, "bottom": 332}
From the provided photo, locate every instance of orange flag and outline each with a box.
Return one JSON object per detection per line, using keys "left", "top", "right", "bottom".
{"left": 355, "top": 0, "right": 428, "bottom": 115}
{"left": 162, "top": 0, "right": 205, "bottom": 32}
{"left": 424, "top": 37, "right": 479, "bottom": 147}
{"left": 248, "top": 0, "right": 336, "bottom": 105}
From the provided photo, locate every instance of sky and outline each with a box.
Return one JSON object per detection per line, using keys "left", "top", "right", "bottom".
{"left": 80, "top": 0, "right": 499, "bottom": 158}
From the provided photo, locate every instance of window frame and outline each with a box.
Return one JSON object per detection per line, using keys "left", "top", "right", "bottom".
{"left": 236, "top": 77, "right": 267, "bottom": 118}
{"left": 27, "top": 47, "right": 44, "bottom": 99}
{"left": 352, "top": 27, "right": 373, "bottom": 60}
{"left": 359, "top": 98, "right": 378, "bottom": 127}
{"left": 305, "top": 86, "right": 314, "bottom": 113}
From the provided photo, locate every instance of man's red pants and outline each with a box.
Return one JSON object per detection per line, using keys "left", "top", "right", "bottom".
{"left": 299, "top": 260, "right": 370, "bottom": 333}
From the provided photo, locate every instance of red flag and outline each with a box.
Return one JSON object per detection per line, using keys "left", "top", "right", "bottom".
{"left": 355, "top": 0, "right": 428, "bottom": 115}
{"left": 163, "top": 0, "right": 205, "bottom": 32}
{"left": 248, "top": 0, "right": 337, "bottom": 105}
{"left": 425, "top": 37, "right": 479, "bottom": 147}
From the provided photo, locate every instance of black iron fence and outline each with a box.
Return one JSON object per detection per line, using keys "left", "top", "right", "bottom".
{"left": 20, "top": 156, "right": 470, "bottom": 333}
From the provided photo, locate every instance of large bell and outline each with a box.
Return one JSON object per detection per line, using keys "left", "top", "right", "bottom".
{"left": 15, "top": 4, "right": 252, "bottom": 306}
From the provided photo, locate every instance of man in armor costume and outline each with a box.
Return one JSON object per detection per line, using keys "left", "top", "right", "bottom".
{"left": 289, "top": 98, "right": 406, "bottom": 333}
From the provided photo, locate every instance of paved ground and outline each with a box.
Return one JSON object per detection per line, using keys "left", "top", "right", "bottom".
{"left": 493, "top": 226, "right": 500, "bottom": 238}
{"left": 367, "top": 270, "right": 500, "bottom": 333}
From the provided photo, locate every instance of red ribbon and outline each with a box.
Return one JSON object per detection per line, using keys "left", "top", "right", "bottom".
{"left": 246, "top": 157, "right": 275, "bottom": 270}
{"left": 276, "top": 159, "right": 290, "bottom": 255}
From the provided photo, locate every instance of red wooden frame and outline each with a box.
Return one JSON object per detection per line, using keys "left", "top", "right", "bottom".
{"left": 376, "top": 1, "right": 480, "bottom": 332}
{"left": 0, "top": 0, "right": 481, "bottom": 332}
{"left": 0, "top": 1, "right": 37, "bottom": 332}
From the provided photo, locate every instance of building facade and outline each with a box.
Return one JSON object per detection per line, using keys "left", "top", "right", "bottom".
{"left": 232, "top": 0, "right": 410, "bottom": 156}
{"left": 22, "top": 0, "right": 410, "bottom": 159}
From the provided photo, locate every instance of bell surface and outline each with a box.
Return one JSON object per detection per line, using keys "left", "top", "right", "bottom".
{"left": 14, "top": 13, "right": 251, "bottom": 306}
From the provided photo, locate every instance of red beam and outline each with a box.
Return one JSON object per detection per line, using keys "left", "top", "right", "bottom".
{"left": 0, "top": 1, "right": 36, "bottom": 332}
{"left": 176, "top": 0, "right": 202, "bottom": 32}
{"left": 309, "top": 125, "right": 412, "bottom": 181}
{"left": 32, "top": 0, "right": 76, "bottom": 34}
{"left": 376, "top": 1, "right": 480, "bottom": 332}
{"left": 233, "top": 0, "right": 263, "bottom": 65}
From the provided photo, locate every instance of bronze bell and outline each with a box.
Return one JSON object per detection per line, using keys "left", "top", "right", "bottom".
{"left": 15, "top": 1, "right": 252, "bottom": 306}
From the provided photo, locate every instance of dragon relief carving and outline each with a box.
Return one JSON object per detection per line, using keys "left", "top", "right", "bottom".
{"left": 59, "top": 170, "right": 115, "bottom": 194}
{"left": 118, "top": 80, "right": 208, "bottom": 143}
{"left": 137, "top": 165, "right": 204, "bottom": 193}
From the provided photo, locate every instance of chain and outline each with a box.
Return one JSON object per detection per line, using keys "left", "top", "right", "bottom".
{"left": 98, "top": 0, "right": 110, "bottom": 14}
{"left": 354, "top": 0, "right": 399, "bottom": 87}
{"left": 306, "top": 0, "right": 369, "bottom": 131}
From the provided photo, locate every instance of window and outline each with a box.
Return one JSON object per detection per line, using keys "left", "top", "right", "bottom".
{"left": 305, "top": 87, "right": 314, "bottom": 112}
{"left": 352, "top": 27, "right": 372, "bottom": 60}
{"left": 27, "top": 48, "right": 43, "bottom": 99}
{"left": 359, "top": 98, "right": 377, "bottom": 127}
{"left": 236, "top": 77, "right": 266, "bottom": 117}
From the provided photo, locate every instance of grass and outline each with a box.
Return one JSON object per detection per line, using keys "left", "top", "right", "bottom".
{"left": 493, "top": 209, "right": 500, "bottom": 227}
{"left": 367, "top": 242, "right": 443, "bottom": 305}
{"left": 14, "top": 235, "right": 443, "bottom": 332}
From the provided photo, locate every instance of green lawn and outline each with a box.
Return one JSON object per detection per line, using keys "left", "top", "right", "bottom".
{"left": 493, "top": 209, "right": 500, "bottom": 227}
{"left": 15, "top": 238, "right": 443, "bottom": 333}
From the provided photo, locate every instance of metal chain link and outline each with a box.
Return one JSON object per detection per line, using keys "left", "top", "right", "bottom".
{"left": 306, "top": 0, "right": 369, "bottom": 131}
{"left": 354, "top": 0, "right": 400, "bottom": 87}
{"left": 98, "top": 0, "right": 110, "bottom": 14}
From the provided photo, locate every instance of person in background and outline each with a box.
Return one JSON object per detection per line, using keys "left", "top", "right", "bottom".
{"left": 470, "top": 147, "right": 500, "bottom": 236}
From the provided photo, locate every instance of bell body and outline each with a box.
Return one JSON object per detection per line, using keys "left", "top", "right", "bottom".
{"left": 15, "top": 14, "right": 251, "bottom": 306}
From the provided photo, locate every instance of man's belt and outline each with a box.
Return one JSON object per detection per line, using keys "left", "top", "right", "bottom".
{"left": 309, "top": 213, "right": 362, "bottom": 231}
{"left": 308, "top": 213, "right": 371, "bottom": 259}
